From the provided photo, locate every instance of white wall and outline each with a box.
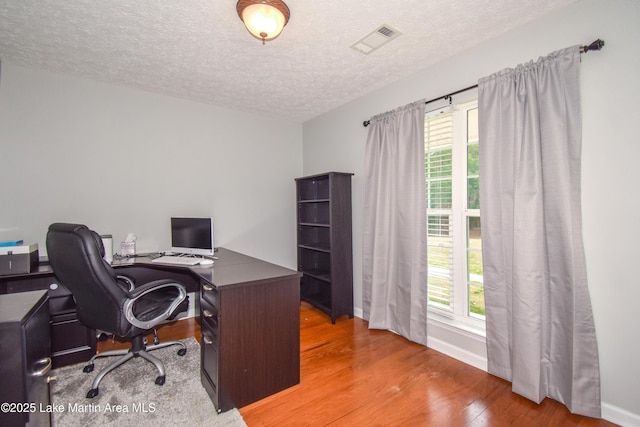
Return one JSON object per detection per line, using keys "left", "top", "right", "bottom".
{"left": 0, "top": 64, "right": 302, "bottom": 269}
{"left": 302, "top": 0, "right": 640, "bottom": 424}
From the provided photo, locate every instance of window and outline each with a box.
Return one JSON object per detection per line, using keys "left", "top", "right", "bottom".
{"left": 425, "top": 99, "right": 484, "bottom": 325}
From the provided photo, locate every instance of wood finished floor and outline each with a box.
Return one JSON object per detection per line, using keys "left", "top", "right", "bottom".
{"left": 98, "top": 303, "right": 616, "bottom": 427}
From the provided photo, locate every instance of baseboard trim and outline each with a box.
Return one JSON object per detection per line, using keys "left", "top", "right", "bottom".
{"left": 601, "top": 402, "right": 640, "bottom": 427}
{"left": 426, "top": 334, "right": 488, "bottom": 371}
{"left": 426, "top": 315, "right": 488, "bottom": 372}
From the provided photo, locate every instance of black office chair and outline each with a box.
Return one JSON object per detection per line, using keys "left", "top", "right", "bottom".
{"left": 46, "top": 223, "right": 189, "bottom": 398}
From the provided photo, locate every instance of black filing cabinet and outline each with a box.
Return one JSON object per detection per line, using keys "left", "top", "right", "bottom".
{"left": 2, "top": 273, "right": 96, "bottom": 368}
{"left": 0, "top": 290, "right": 52, "bottom": 427}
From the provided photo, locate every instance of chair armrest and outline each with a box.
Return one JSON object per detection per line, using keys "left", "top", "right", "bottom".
{"left": 123, "top": 280, "right": 188, "bottom": 330}
{"left": 117, "top": 275, "right": 135, "bottom": 291}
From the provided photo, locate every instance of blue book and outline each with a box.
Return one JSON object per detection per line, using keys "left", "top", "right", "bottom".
{"left": 0, "top": 240, "right": 24, "bottom": 247}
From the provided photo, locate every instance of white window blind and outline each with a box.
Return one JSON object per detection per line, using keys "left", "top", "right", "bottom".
{"left": 425, "top": 112, "right": 454, "bottom": 310}
{"left": 425, "top": 100, "right": 484, "bottom": 323}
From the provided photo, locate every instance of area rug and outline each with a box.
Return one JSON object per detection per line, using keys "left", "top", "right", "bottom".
{"left": 50, "top": 337, "right": 247, "bottom": 427}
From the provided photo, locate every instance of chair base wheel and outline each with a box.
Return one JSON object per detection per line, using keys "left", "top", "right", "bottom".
{"left": 86, "top": 388, "right": 99, "bottom": 398}
{"left": 177, "top": 348, "right": 187, "bottom": 356}
{"left": 83, "top": 364, "right": 94, "bottom": 373}
{"left": 155, "top": 375, "right": 166, "bottom": 386}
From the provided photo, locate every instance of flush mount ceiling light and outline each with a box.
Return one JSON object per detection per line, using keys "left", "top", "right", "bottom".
{"left": 236, "top": 0, "right": 290, "bottom": 45}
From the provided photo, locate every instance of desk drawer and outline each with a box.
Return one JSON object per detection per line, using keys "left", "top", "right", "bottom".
{"left": 201, "top": 317, "right": 218, "bottom": 345}
{"left": 201, "top": 370, "right": 219, "bottom": 413}
{"left": 50, "top": 311, "right": 96, "bottom": 368}
{"left": 51, "top": 312, "right": 90, "bottom": 351}
{"left": 200, "top": 297, "right": 218, "bottom": 322}
{"left": 201, "top": 329, "right": 219, "bottom": 389}
{"left": 200, "top": 281, "right": 218, "bottom": 307}
{"left": 49, "top": 294, "right": 76, "bottom": 315}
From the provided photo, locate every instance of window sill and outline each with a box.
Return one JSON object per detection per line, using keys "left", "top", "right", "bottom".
{"left": 427, "top": 308, "right": 486, "bottom": 338}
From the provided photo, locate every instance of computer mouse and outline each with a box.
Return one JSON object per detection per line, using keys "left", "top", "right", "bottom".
{"left": 199, "top": 258, "right": 214, "bottom": 266}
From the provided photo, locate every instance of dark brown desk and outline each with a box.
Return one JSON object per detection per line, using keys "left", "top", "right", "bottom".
{"left": 0, "top": 248, "right": 301, "bottom": 413}
{"left": 0, "top": 290, "right": 51, "bottom": 427}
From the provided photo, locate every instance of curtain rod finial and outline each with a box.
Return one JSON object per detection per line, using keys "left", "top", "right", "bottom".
{"left": 581, "top": 39, "right": 604, "bottom": 53}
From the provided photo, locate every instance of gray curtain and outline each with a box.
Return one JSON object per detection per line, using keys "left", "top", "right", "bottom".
{"left": 363, "top": 100, "right": 428, "bottom": 345}
{"left": 478, "top": 46, "right": 601, "bottom": 417}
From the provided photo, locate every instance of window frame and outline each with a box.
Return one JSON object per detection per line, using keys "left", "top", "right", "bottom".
{"left": 425, "top": 97, "right": 485, "bottom": 333}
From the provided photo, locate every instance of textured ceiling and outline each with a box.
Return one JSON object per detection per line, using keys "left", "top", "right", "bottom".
{"left": 0, "top": 0, "right": 578, "bottom": 123}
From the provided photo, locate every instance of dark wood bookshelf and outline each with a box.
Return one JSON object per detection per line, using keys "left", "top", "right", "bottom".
{"left": 295, "top": 172, "right": 353, "bottom": 323}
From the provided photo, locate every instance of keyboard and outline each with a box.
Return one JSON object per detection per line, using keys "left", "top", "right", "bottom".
{"left": 151, "top": 255, "right": 201, "bottom": 266}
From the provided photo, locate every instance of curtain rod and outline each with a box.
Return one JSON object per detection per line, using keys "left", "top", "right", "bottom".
{"left": 362, "top": 39, "right": 604, "bottom": 127}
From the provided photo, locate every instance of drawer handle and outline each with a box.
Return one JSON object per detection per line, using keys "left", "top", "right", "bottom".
{"left": 203, "top": 309, "right": 215, "bottom": 318}
{"left": 202, "top": 284, "right": 214, "bottom": 292}
{"left": 32, "top": 357, "right": 52, "bottom": 377}
{"left": 203, "top": 336, "right": 214, "bottom": 345}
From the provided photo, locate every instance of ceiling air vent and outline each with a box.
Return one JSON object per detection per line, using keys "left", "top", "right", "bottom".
{"left": 351, "top": 24, "right": 402, "bottom": 55}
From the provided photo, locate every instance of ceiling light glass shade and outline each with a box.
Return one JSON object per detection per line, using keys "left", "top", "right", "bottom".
{"left": 237, "top": 0, "right": 290, "bottom": 43}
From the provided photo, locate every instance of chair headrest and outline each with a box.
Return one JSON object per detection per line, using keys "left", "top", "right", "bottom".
{"left": 48, "top": 223, "right": 105, "bottom": 258}
{"left": 48, "top": 223, "right": 88, "bottom": 233}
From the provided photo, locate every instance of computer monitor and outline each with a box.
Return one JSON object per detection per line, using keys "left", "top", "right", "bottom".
{"left": 170, "top": 217, "right": 214, "bottom": 256}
